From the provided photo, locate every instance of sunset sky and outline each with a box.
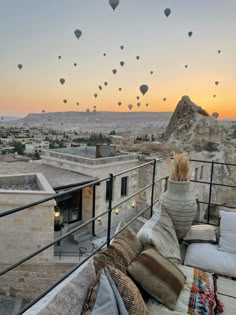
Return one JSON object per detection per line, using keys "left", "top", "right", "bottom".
{"left": 0, "top": 0, "right": 236, "bottom": 117}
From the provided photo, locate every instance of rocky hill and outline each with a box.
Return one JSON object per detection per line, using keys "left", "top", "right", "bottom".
{"left": 163, "top": 96, "right": 225, "bottom": 152}
{"left": 6, "top": 111, "right": 172, "bottom": 134}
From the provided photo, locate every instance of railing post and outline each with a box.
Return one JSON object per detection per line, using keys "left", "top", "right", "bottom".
{"left": 107, "top": 173, "right": 113, "bottom": 247}
{"left": 150, "top": 159, "right": 157, "bottom": 218}
{"left": 92, "top": 185, "right": 96, "bottom": 237}
{"left": 207, "top": 161, "right": 214, "bottom": 224}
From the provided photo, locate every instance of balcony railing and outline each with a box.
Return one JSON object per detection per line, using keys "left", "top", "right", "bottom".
{"left": 0, "top": 158, "right": 236, "bottom": 314}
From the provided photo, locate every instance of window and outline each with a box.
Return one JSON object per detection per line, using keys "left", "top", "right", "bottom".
{"left": 200, "top": 165, "right": 204, "bottom": 180}
{"left": 121, "top": 176, "right": 128, "bottom": 196}
{"left": 194, "top": 168, "right": 199, "bottom": 180}
{"left": 106, "top": 180, "right": 112, "bottom": 201}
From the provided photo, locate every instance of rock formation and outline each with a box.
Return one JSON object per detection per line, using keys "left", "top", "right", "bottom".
{"left": 163, "top": 96, "right": 225, "bottom": 151}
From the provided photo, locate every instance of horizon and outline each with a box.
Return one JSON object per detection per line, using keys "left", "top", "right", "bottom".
{"left": 1, "top": 1, "right": 236, "bottom": 117}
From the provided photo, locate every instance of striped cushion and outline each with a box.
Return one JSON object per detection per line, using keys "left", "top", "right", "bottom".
{"left": 127, "top": 247, "right": 186, "bottom": 311}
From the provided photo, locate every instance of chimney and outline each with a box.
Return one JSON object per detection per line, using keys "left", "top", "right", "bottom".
{"left": 96, "top": 144, "right": 117, "bottom": 158}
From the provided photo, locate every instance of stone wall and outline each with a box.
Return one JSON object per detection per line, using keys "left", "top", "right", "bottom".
{"left": 0, "top": 262, "right": 74, "bottom": 301}
{"left": 0, "top": 174, "right": 56, "bottom": 265}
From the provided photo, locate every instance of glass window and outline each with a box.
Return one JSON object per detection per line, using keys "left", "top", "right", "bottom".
{"left": 121, "top": 176, "right": 128, "bottom": 196}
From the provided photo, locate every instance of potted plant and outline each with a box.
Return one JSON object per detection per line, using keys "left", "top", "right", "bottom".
{"left": 160, "top": 153, "right": 197, "bottom": 240}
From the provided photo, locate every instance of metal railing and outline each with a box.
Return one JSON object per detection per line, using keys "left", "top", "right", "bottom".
{"left": 0, "top": 157, "right": 236, "bottom": 314}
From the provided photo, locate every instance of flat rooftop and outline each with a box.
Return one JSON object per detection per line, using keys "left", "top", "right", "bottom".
{"left": 54, "top": 146, "right": 128, "bottom": 159}
{"left": 0, "top": 161, "right": 95, "bottom": 189}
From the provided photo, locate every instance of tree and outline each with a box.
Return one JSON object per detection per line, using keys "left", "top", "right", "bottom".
{"left": 12, "top": 141, "right": 25, "bottom": 155}
{"left": 109, "top": 130, "right": 116, "bottom": 135}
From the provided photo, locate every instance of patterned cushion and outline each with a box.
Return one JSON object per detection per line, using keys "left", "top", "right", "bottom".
{"left": 81, "top": 269, "right": 127, "bottom": 315}
{"left": 127, "top": 247, "right": 186, "bottom": 311}
{"left": 106, "top": 265, "right": 149, "bottom": 315}
{"left": 93, "top": 221, "right": 143, "bottom": 274}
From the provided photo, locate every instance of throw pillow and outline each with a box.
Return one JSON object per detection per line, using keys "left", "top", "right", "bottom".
{"left": 106, "top": 265, "right": 149, "bottom": 315}
{"left": 138, "top": 208, "right": 181, "bottom": 264}
{"left": 219, "top": 210, "right": 236, "bottom": 253}
{"left": 127, "top": 247, "right": 186, "bottom": 311}
{"left": 82, "top": 269, "right": 128, "bottom": 315}
{"left": 93, "top": 221, "right": 143, "bottom": 274}
{"left": 183, "top": 224, "right": 217, "bottom": 243}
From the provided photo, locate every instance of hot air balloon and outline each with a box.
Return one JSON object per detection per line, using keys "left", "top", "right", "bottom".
{"left": 150, "top": 71, "right": 153, "bottom": 75}
{"left": 76, "top": 102, "right": 79, "bottom": 106}
{"left": 58, "top": 56, "right": 61, "bottom": 60}
{"left": 98, "top": 85, "right": 102, "bottom": 90}
{"left": 163, "top": 98, "right": 167, "bottom": 102}
{"left": 120, "top": 45, "right": 124, "bottom": 50}
{"left": 136, "top": 56, "right": 140, "bottom": 60}
{"left": 63, "top": 99, "right": 67, "bottom": 104}
{"left": 109, "top": 0, "right": 119, "bottom": 11}
{"left": 17, "top": 64, "right": 23, "bottom": 70}
{"left": 42, "top": 110, "right": 45, "bottom": 113}
{"left": 74, "top": 29, "right": 82, "bottom": 40}
{"left": 218, "top": 50, "right": 221, "bottom": 54}
{"left": 185, "top": 65, "right": 188, "bottom": 68}
{"left": 164, "top": 8, "right": 171, "bottom": 18}
{"left": 74, "top": 63, "right": 77, "bottom": 67}
{"left": 140, "top": 84, "right": 148, "bottom": 95}
{"left": 118, "top": 102, "right": 122, "bottom": 106}
{"left": 103, "top": 53, "right": 106, "bottom": 56}
{"left": 146, "top": 103, "right": 149, "bottom": 107}
{"left": 213, "top": 95, "right": 216, "bottom": 98}
{"left": 212, "top": 112, "right": 219, "bottom": 118}
{"left": 120, "top": 61, "right": 124, "bottom": 67}
{"left": 59, "top": 78, "right": 65, "bottom": 85}
{"left": 118, "top": 88, "right": 122, "bottom": 91}
{"left": 112, "top": 69, "right": 117, "bottom": 74}
{"left": 137, "top": 102, "right": 141, "bottom": 107}
{"left": 104, "top": 82, "right": 108, "bottom": 86}
{"left": 86, "top": 108, "right": 90, "bottom": 113}
{"left": 94, "top": 93, "right": 98, "bottom": 98}
{"left": 128, "top": 104, "right": 133, "bottom": 110}
{"left": 136, "top": 96, "right": 140, "bottom": 100}
{"left": 188, "top": 31, "right": 193, "bottom": 37}
{"left": 215, "top": 81, "right": 219, "bottom": 86}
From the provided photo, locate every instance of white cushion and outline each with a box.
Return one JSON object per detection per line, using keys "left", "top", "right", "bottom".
{"left": 183, "top": 224, "right": 216, "bottom": 243}
{"left": 184, "top": 243, "right": 236, "bottom": 277}
{"left": 219, "top": 210, "right": 236, "bottom": 253}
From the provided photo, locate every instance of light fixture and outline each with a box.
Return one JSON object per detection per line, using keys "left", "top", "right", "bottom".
{"left": 115, "top": 208, "right": 119, "bottom": 215}
{"left": 98, "top": 217, "right": 101, "bottom": 222}
{"left": 54, "top": 206, "right": 60, "bottom": 218}
{"left": 131, "top": 201, "right": 136, "bottom": 208}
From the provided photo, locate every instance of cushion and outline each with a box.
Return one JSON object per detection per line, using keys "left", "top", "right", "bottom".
{"left": 106, "top": 265, "right": 148, "bottom": 315}
{"left": 36, "top": 259, "right": 96, "bottom": 315}
{"left": 147, "top": 265, "right": 219, "bottom": 315}
{"left": 183, "top": 224, "right": 217, "bottom": 243}
{"left": 219, "top": 210, "right": 236, "bottom": 253}
{"left": 82, "top": 269, "right": 128, "bottom": 315}
{"left": 93, "top": 221, "right": 143, "bottom": 274}
{"left": 137, "top": 208, "right": 181, "bottom": 264}
{"left": 184, "top": 243, "right": 236, "bottom": 277}
{"left": 127, "top": 247, "right": 186, "bottom": 311}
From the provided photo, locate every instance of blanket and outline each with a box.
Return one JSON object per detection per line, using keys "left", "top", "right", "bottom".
{"left": 147, "top": 266, "right": 223, "bottom": 315}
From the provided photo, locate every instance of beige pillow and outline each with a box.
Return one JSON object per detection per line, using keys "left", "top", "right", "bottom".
{"left": 127, "top": 247, "right": 186, "bottom": 311}
{"left": 183, "top": 224, "right": 217, "bottom": 243}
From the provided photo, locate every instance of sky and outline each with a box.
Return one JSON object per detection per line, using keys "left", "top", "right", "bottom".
{"left": 0, "top": 0, "right": 236, "bottom": 117}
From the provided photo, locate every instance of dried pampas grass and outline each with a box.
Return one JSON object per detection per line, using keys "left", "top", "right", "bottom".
{"left": 167, "top": 153, "right": 190, "bottom": 181}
